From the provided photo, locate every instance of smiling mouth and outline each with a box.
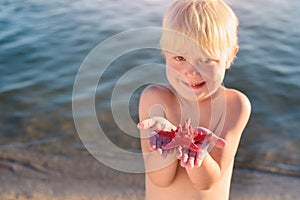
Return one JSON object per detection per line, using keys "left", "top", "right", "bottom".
{"left": 183, "top": 81, "right": 206, "bottom": 89}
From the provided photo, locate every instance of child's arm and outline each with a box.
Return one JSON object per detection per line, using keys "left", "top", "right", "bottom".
{"left": 138, "top": 85, "right": 179, "bottom": 187}
{"left": 138, "top": 117, "right": 178, "bottom": 158}
{"left": 184, "top": 90, "right": 251, "bottom": 190}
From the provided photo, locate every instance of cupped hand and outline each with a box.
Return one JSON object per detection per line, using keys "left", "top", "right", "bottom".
{"left": 137, "top": 117, "right": 177, "bottom": 158}
{"left": 177, "top": 127, "right": 227, "bottom": 169}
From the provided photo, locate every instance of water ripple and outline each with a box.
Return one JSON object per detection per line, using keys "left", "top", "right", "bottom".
{"left": 0, "top": 0, "right": 300, "bottom": 175}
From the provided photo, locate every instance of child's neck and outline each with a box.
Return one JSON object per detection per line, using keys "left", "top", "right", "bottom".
{"left": 179, "top": 86, "right": 225, "bottom": 105}
{"left": 177, "top": 86, "right": 226, "bottom": 128}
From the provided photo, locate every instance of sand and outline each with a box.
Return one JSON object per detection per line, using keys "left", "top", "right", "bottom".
{"left": 1, "top": 145, "right": 299, "bottom": 200}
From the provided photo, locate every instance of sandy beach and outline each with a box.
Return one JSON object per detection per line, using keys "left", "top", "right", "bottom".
{"left": 1, "top": 143, "right": 299, "bottom": 200}
{"left": 1, "top": 0, "right": 300, "bottom": 199}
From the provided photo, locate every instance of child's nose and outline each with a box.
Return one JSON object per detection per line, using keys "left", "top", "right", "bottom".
{"left": 184, "top": 71, "right": 200, "bottom": 77}
{"left": 183, "top": 63, "right": 200, "bottom": 76}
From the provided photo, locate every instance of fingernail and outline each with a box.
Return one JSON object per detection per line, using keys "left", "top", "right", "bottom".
{"left": 151, "top": 145, "right": 156, "bottom": 150}
{"left": 137, "top": 122, "right": 144, "bottom": 129}
{"left": 157, "top": 148, "right": 163, "bottom": 155}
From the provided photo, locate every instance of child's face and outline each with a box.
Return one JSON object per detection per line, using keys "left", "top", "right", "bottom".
{"left": 163, "top": 50, "right": 227, "bottom": 101}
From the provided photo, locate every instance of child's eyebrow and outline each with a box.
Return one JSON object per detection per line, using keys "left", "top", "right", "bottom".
{"left": 204, "top": 57, "right": 219, "bottom": 62}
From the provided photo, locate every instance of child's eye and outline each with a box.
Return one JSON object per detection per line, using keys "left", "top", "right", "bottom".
{"left": 175, "top": 56, "right": 186, "bottom": 61}
{"left": 200, "top": 58, "right": 212, "bottom": 63}
{"left": 200, "top": 58, "right": 218, "bottom": 64}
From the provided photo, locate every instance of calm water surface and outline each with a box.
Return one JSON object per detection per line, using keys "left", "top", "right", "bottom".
{"left": 0, "top": 0, "right": 300, "bottom": 175}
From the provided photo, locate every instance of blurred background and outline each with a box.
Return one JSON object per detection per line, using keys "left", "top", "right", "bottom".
{"left": 0, "top": 0, "right": 300, "bottom": 178}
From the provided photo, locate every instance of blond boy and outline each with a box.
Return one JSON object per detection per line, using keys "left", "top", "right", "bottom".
{"left": 138, "top": 0, "right": 251, "bottom": 199}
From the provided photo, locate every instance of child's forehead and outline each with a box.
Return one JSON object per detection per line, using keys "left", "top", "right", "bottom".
{"left": 160, "top": 30, "right": 214, "bottom": 59}
{"left": 162, "top": 46, "right": 211, "bottom": 60}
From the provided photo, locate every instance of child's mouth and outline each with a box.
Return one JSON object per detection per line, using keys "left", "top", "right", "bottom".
{"left": 183, "top": 81, "right": 206, "bottom": 90}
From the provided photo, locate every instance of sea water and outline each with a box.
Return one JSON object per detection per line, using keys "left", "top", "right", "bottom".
{"left": 0, "top": 0, "right": 300, "bottom": 175}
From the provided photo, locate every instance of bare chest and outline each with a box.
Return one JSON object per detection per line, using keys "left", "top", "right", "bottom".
{"left": 167, "top": 99, "right": 225, "bottom": 133}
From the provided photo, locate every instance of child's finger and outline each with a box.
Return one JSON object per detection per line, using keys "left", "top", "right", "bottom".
{"left": 214, "top": 137, "right": 227, "bottom": 149}
{"left": 176, "top": 146, "right": 183, "bottom": 159}
{"left": 180, "top": 158, "right": 187, "bottom": 167}
{"left": 180, "top": 150, "right": 193, "bottom": 168}
{"left": 207, "top": 134, "right": 227, "bottom": 149}
{"left": 194, "top": 127, "right": 226, "bottom": 148}
{"left": 137, "top": 118, "right": 157, "bottom": 130}
{"left": 148, "top": 134, "right": 157, "bottom": 151}
{"left": 167, "top": 148, "right": 174, "bottom": 155}
{"left": 187, "top": 150, "right": 197, "bottom": 169}
{"left": 156, "top": 148, "right": 163, "bottom": 156}
{"left": 161, "top": 150, "right": 168, "bottom": 159}
{"left": 157, "top": 137, "right": 163, "bottom": 148}
{"left": 195, "top": 156, "right": 203, "bottom": 167}
{"left": 181, "top": 150, "right": 189, "bottom": 164}
{"left": 188, "top": 150, "right": 196, "bottom": 158}
{"left": 187, "top": 156, "right": 195, "bottom": 169}
{"left": 198, "top": 129, "right": 226, "bottom": 149}
{"left": 138, "top": 116, "right": 170, "bottom": 130}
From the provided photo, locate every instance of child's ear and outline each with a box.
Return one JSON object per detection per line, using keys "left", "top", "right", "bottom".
{"left": 226, "top": 46, "right": 239, "bottom": 69}
{"left": 232, "top": 46, "right": 239, "bottom": 58}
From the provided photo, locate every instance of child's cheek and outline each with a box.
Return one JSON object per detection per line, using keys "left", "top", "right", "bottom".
{"left": 166, "top": 63, "right": 183, "bottom": 76}
{"left": 165, "top": 65, "right": 179, "bottom": 82}
{"left": 195, "top": 67, "right": 217, "bottom": 81}
{"left": 196, "top": 63, "right": 225, "bottom": 82}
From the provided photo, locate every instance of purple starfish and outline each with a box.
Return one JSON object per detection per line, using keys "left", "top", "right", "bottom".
{"left": 137, "top": 116, "right": 226, "bottom": 155}
{"left": 158, "top": 118, "right": 207, "bottom": 152}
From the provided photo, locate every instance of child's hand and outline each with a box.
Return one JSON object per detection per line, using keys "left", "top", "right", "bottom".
{"left": 177, "top": 127, "right": 227, "bottom": 169}
{"left": 137, "top": 117, "right": 177, "bottom": 158}
{"left": 177, "top": 142, "right": 208, "bottom": 169}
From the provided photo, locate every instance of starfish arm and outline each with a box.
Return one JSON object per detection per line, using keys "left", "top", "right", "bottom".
{"left": 188, "top": 143, "right": 200, "bottom": 152}
{"left": 193, "top": 127, "right": 227, "bottom": 149}
{"left": 161, "top": 137, "right": 193, "bottom": 150}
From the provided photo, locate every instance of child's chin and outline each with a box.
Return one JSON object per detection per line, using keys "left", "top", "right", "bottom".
{"left": 177, "top": 89, "right": 207, "bottom": 101}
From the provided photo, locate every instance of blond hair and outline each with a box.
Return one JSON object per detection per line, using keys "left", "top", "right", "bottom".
{"left": 160, "top": 0, "right": 239, "bottom": 63}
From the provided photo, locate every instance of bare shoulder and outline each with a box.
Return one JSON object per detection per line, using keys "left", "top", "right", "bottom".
{"left": 140, "top": 84, "right": 175, "bottom": 104}
{"left": 225, "top": 89, "right": 251, "bottom": 114}
{"left": 139, "top": 84, "right": 178, "bottom": 120}
{"left": 222, "top": 88, "right": 251, "bottom": 136}
{"left": 209, "top": 89, "right": 251, "bottom": 178}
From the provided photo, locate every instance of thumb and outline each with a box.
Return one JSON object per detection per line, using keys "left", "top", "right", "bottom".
{"left": 137, "top": 118, "right": 156, "bottom": 130}
{"left": 213, "top": 138, "right": 227, "bottom": 149}
{"left": 137, "top": 116, "right": 170, "bottom": 130}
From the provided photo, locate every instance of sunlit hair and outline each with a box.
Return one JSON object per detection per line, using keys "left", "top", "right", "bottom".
{"left": 160, "top": 0, "right": 239, "bottom": 64}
